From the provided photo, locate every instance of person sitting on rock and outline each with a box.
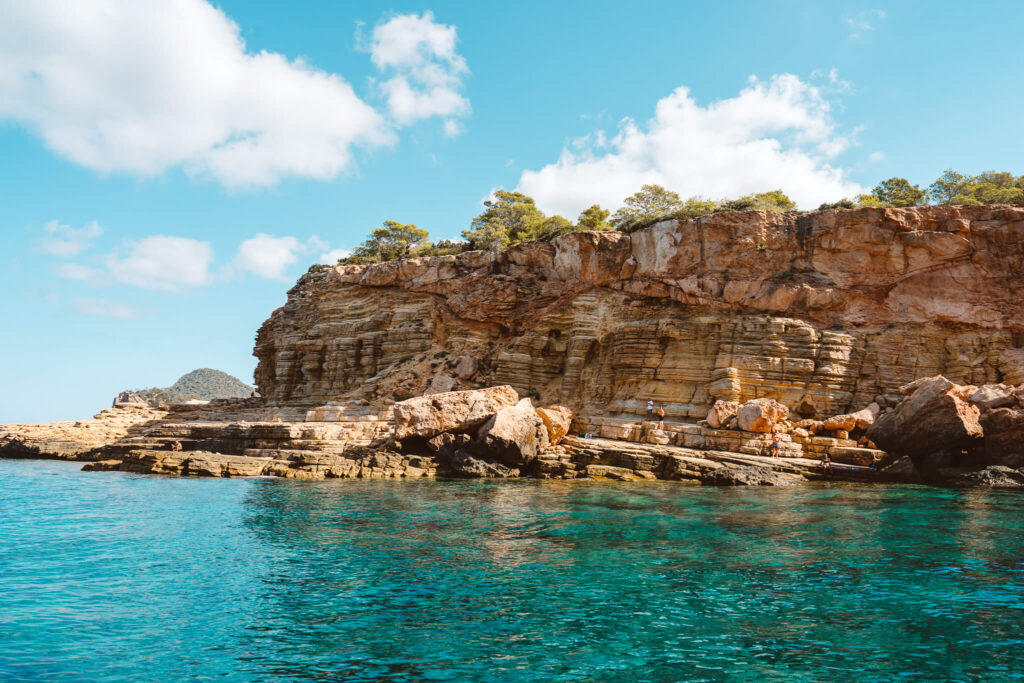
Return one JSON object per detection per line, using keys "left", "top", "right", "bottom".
{"left": 646, "top": 400, "right": 654, "bottom": 421}
{"left": 821, "top": 452, "right": 832, "bottom": 474}
{"left": 770, "top": 431, "right": 781, "bottom": 457}
{"left": 657, "top": 405, "right": 665, "bottom": 430}
{"left": 171, "top": 440, "right": 182, "bottom": 452}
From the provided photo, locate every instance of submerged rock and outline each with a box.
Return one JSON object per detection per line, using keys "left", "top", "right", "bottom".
{"left": 702, "top": 465, "right": 801, "bottom": 487}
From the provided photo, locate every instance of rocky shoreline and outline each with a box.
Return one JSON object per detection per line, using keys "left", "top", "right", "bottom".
{"left": 3, "top": 379, "right": 1021, "bottom": 488}
{"left": 4, "top": 206, "right": 1023, "bottom": 488}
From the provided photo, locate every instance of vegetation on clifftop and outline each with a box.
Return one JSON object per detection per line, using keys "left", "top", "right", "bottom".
{"left": 325, "top": 168, "right": 1024, "bottom": 269}
{"left": 127, "top": 368, "right": 253, "bottom": 406}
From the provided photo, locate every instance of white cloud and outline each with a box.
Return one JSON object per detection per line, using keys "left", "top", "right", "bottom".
{"left": 104, "top": 236, "right": 214, "bottom": 290}
{"left": 442, "top": 119, "right": 464, "bottom": 138}
{"left": 40, "top": 220, "right": 103, "bottom": 257}
{"left": 869, "top": 151, "right": 885, "bottom": 163}
{"left": 319, "top": 248, "right": 351, "bottom": 264}
{"left": 55, "top": 263, "right": 103, "bottom": 282}
{"left": 846, "top": 9, "right": 886, "bottom": 39}
{"left": 73, "top": 297, "right": 140, "bottom": 319}
{"left": 0, "top": 0, "right": 394, "bottom": 188}
{"left": 231, "top": 234, "right": 302, "bottom": 280}
{"left": 516, "top": 74, "right": 865, "bottom": 215}
{"left": 369, "top": 12, "right": 469, "bottom": 128}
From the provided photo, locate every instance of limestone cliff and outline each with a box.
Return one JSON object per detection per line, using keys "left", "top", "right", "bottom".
{"left": 254, "top": 206, "right": 1024, "bottom": 421}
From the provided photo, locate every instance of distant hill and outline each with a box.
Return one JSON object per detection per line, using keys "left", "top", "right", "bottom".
{"left": 126, "top": 368, "right": 254, "bottom": 406}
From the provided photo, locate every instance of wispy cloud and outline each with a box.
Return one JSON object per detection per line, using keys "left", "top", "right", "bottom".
{"left": 845, "top": 9, "right": 886, "bottom": 39}
{"left": 73, "top": 297, "right": 140, "bottom": 319}
{"left": 40, "top": 220, "right": 102, "bottom": 257}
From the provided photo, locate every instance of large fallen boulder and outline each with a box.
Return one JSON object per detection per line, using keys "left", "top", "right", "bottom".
{"left": 866, "top": 376, "right": 982, "bottom": 460}
{"left": 967, "top": 384, "right": 1018, "bottom": 411}
{"left": 706, "top": 400, "right": 740, "bottom": 429}
{"left": 980, "top": 407, "right": 1024, "bottom": 467}
{"left": 472, "top": 398, "right": 549, "bottom": 466}
{"left": 393, "top": 386, "right": 519, "bottom": 440}
{"left": 535, "top": 406, "right": 574, "bottom": 445}
{"left": 736, "top": 398, "right": 789, "bottom": 433}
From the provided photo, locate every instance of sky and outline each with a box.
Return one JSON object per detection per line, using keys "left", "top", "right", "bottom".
{"left": 2, "top": 0, "right": 1023, "bottom": 423}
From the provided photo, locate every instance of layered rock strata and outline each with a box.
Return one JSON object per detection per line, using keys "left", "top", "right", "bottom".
{"left": 255, "top": 206, "right": 1024, "bottom": 421}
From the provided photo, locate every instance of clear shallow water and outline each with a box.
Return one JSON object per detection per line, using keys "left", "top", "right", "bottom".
{"left": 2, "top": 461, "right": 1024, "bottom": 682}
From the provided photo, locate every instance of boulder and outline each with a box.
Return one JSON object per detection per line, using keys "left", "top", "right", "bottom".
{"left": 393, "top": 386, "right": 519, "bottom": 440}
{"left": 882, "top": 456, "right": 918, "bottom": 477}
{"left": 967, "top": 384, "right": 1017, "bottom": 411}
{"left": 535, "top": 405, "right": 574, "bottom": 445}
{"left": 980, "top": 407, "right": 1024, "bottom": 467}
{"left": 943, "top": 465, "right": 1024, "bottom": 488}
{"left": 424, "top": 375, "right": 456, "bottom": 395}
{"left": 426, "top": 432, "right": 471, "bottom": 458}
{"left": 472, "top": 398, "right": 549, "bottom": 466}
{"left": 822, "top": 413, "right": 857, "bottom": 432}
{"left": 448, "top": 451, "right": 520, "bottom": 478}
{"left": 454, "top": 356, "right": 479, "bottom": 380}
{"left": 736, "top": 398, "right": 789, "bottom": 433}
{"left": 706, "top": 400, "right": 740, "bottom": 429}
{"left": 866, "top": 376, "right": 983, "bottom": 459}
{"left": 795, "top": 419, "right": 823, "bottom": 434}
{"left": 850, "top": 403, "right": 881, "bottom": 430}
{"left": 112, "top": 391, "right": 145, "bottom": 407}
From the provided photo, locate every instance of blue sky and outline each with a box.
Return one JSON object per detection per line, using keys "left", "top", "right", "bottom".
{"left": 2, "top": 0, "right": 1023, "bottom": 422}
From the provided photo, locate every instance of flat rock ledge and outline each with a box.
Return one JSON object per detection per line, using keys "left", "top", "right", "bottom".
{"left": 5, "top": 390, "right": 1023, "bottom": 488}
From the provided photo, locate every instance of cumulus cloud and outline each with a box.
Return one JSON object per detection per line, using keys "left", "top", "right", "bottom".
{"left": 0, "top": 0, "right": 394, "bottom": 187}
{"left": 516, "top": 74, "right": 865, "bottom": 216}
{"left": 846, "top": 9, "right": 886, "bottom": 39}
{"left": 40, "top": 220, "right": 103, "bottom": 257}
{"left": 105, "top": 236, "right": 215, "bottom": 290}
{"left": 230, "top": 234, "right": 303, "bottom": 281}
{"left": 369, "top": 11, "right": 469, "bottom": 129}
{"left": 319, "top": 248, "right": 352, "bottom": 264}
{"left": 73, "top": 297, "right": 140, "bottom": 319}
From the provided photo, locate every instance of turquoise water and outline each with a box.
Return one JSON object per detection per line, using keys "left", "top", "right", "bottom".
{"left": 2, "top": 460, "right": 1024, "bottom": 681}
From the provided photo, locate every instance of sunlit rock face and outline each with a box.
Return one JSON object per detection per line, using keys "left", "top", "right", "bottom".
{"left": 254, "top": 206, "right": 1024, "bottom": 418}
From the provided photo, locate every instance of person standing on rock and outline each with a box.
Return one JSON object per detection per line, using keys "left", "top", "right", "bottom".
{"left": 646, "top": 400, "right": 654, "bottom": 421}
{"left": 657, "top": 405, "right": 665, "bottom": 430}
{"left": 770, "top": 431, "right": 781, "bottom": 457}
{"left": 821, "top": 452, "right": 832, "bottom": 474}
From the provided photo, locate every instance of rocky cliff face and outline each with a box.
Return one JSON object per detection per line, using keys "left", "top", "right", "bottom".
{"left": 255, "top": 206, "right": 1024, "bottom": 420}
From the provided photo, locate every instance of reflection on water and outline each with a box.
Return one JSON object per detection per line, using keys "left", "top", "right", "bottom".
{"left": 3, "top": 460, "right": 1024, "bottom": 681}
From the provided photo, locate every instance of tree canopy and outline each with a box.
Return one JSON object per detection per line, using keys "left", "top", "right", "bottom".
{"left": 340, "top": 221, "right": 431, "bottom": 265}
{"left": 928, "top": 169, "right": 1024, "bottom": 205}
{"left": 871, "top": 177, "right": 925, "bottom": 207}
{"left": 609, "top": 184, "right": 684, "bottom": 232}
{"left": 461, "top": 190, "right": 577, "bottom": 250}
{"left": 576, "top": 204, "right": 612, "bottom": 231}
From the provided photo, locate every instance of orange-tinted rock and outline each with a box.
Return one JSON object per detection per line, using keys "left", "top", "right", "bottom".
{"left": 737, "top": 398, "right": 789, "bottom": 433}
{"left": 707, "top": 400, "right": 740, "bottom": 429}
{"left": 536, "top": 405, "right": 574, "bottom": 445}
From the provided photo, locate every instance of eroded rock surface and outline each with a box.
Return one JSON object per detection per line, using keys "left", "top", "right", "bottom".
{"left": 867, "top": 376, "right": 983, "bottom": 460}
{"left": 392, "top": 386, "right": 519, "bottom": 440}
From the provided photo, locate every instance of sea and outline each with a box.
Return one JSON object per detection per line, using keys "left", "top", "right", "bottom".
{"left": 2, "top": 458, "right": 1024, "bottom": 682}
